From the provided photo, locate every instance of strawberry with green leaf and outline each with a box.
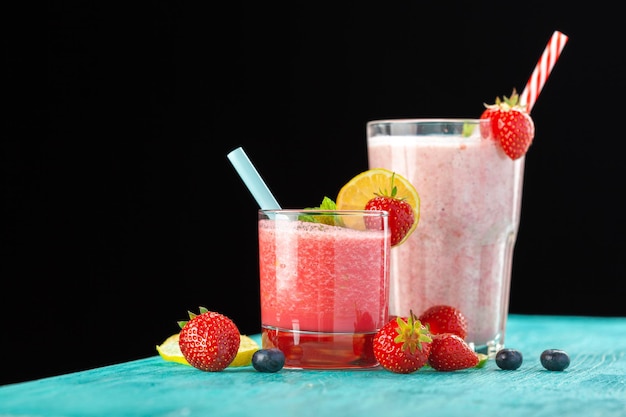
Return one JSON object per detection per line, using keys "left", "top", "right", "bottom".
{"left": 364, "top": 173, "right": 417, "bottom": 247}
{"left": 178, "top": 307, "right": 241, "bottom": 372}
{"left": 373, "top": 311, "right": 432, "bottom": 374}
{"left": 480, "top": 89, "right": 535, "bottom": 160}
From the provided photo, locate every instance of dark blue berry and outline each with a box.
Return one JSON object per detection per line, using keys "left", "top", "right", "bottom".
{"left": 252, "top": 348, "right": 285, "bottom": 373}
{"left": 540, "top": 349, "right": 570, "bottom": 371}
{"left": 495, "top": 348, "right": 523, "bottom": 370}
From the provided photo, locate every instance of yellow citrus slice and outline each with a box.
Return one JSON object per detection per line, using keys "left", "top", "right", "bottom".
{"left": 336, "top": 168, "right": 420, "bottom": 246}
{"left": 228, "top": 335, "right": 260, "bottom": 367}
{"left": 156, "top": 333, "right": 190, "bottom": 366}
{"left": 156, "top": 333, "right": 260, "bottom": 368}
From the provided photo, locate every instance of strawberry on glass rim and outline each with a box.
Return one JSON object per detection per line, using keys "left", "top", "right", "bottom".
{"left": 336, "top": 168, "right": 420, "bottom": 247}
{"left": 363, "top": 173, "right": 416, "bottom": 247}
{"left": 480, "top": 89, "right": 535, "bottom": 160}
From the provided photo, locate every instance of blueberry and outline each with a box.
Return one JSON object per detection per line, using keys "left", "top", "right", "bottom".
{"left": 495, "top": 348, "right": 523, "bottom": 370}
{"left": 540, "top": 349, "right": 570, "bottom": 371}
{"left": 252, "top": 348, "right": 285, "bottom": 373}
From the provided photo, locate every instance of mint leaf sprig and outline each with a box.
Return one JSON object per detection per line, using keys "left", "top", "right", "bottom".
{"left": 298, "top": 197, "right": 345, "bottom": 226}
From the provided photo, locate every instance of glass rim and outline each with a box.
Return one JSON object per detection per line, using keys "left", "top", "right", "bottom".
{"left": 367, "top": 118, "right": 484, "bottom": 126}
{"left": 259, "top": 209, "right": 389, "bottom": 217}
{"left": 366, "top": 118, "right": 490, "bottom": 139}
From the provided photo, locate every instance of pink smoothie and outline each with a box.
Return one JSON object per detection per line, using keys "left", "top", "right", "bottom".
{"left": 367, "top": 119, "right": 524, "bottom": 351}
{"left": 258, "top": 217, "right": 390, "bottom": 334}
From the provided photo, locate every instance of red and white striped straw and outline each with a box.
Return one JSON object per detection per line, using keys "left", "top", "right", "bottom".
{"left": 519, "top": 30, "right": 569, "bottom": 113}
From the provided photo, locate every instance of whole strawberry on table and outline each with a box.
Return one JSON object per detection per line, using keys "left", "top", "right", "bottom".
{"left": 373, "top": 305, "right": 483, "bottom": 373}
{"left": 373, "top": 311, "right": 433, "bottom": 374}
{"left": 177, "top": 307, "right": 242, "bottom": 372}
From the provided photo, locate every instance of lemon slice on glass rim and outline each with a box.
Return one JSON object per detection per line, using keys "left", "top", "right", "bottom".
{"left": 336, "top": 168, "right": 420, "bottom": 245}
{"left": 156, "top": 333, "right": 260, "bottom": 367}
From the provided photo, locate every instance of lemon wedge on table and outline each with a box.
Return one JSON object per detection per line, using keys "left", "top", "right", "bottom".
{"left": 230, "top": 335, "right": 261, "bottom": 367}
{"left": 156, "top": 333, "right": 260, "bottom": 368}
{"left": 336, "top": 168, "right": 420, "bottom": 245}
{"left": 156, "top": 333, "right": 190, "bottom": 366}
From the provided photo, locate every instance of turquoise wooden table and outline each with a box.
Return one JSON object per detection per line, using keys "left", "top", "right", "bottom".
{"left": 1, "top": 315, "right": 625, "bottom": 417}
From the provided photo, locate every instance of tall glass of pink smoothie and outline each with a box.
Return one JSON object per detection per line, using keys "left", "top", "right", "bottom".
{"left": 258, "top": 209, "right": 391, "bottom": 369}
{"left": 367, "top": 119, "right": 524, "bottom": 356}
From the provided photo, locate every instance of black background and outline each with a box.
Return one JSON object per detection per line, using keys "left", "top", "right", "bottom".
{"left": 3, "top": 1, "right": 625, "bottom": 385}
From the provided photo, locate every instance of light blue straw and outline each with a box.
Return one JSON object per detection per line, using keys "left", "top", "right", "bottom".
{"left": 227, "top": 147, "right": 282, "bottom": 210}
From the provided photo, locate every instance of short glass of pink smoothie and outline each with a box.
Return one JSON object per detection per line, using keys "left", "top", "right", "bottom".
{"left": 258, "top": 209, "right": 391, "bottom": 369}
{"left": 367, "top": 119, "right": 525, "bottom": 356}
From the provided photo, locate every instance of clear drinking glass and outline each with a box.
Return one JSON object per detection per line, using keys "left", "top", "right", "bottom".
{"left": 258, "top": 209, "right": 391, "bottom": 369}
{"left": 367, "top": 119, "right": 525, "bottom": 356}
